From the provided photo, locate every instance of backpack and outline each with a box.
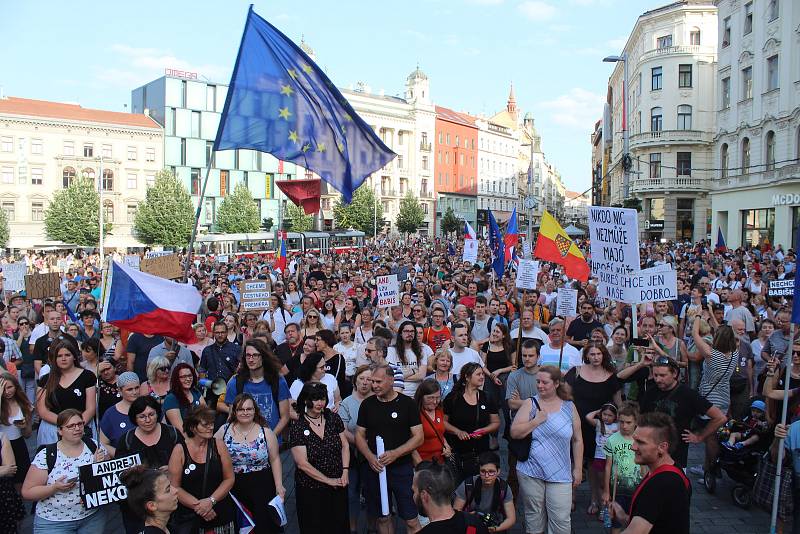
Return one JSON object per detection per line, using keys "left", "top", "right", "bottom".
{"left": 39, "top": 436, "right": 97, "bottom": 473}
{"left": 462, "top": 475, "right": 508, "bottom": 524}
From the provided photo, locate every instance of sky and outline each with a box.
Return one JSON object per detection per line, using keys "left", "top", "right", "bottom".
{"left": 2, "top": 0, "right": 668, "bottom": 193}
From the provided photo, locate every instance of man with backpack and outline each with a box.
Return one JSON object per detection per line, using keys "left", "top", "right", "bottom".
{"left": 453, "top": 452, "right": 516, "bottom": 532}
{"left": 413, "top": 462, "right": 490, "bottom": 534}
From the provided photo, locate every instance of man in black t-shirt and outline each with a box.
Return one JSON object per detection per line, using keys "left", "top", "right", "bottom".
{"left": 413, "top": 463, "right": 489, "bottom": 534}
{"left": 356, "top": 363, "right": 423, "bottom": 533}
{"left": 611, "top": 412, "right": 691, "bottom": 534}
{"left": 126, "top": 332, "right": 165, "bottom": 382}
{"left": 565, "top": 301, "right": 603, "bottom": 349}
{"left": 32, "top": 309, "right": 63, "bottom": 377}
{"left": 276, "top": 323, "right": 303, "bottom": 383}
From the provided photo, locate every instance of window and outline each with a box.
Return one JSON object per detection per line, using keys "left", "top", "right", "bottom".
{"left": 649, "top": 153, "right": 662, "bottom": 178}
{"left": 690, "top": 29, "right": 701, "bottom": 45}
{"left": 676, "top": 199, "right": 694, "bottom": 241}
{"left": 741, "top": 208, "right": 774, "bottom": 247}
{"left": 398, "top": 155, "right": 404, "bottom": 169}
{"left": 220, "top": 170, "right": 229, "bottom": 197}
{"left": 446, "top": 134, "right": 450, "bottom": 145}
{"left": 722, "top": 17, "right": 731, "bottom": 47}
{"left": 398, "top": 132, "right": 404, "bottom": 146}
{"left": 460, "top": 154, "right": 464, "bottom": 166}
{"left": 455, "top": 135, "right": 459, "bottom": 147}
{"left": 651, "top": 67, "right": 662, "bottom": 90}
{"left": 31, "top": 138, "right": 43, "bottom": 155}
{"left": 743, "top": 2, "right": 753, "bottom": 34}
{"left": 206, "top": 85, "right": 217, "bottom": 112}
{"left": 127, "top": 204, "right": 137, "bottom": 223}
{"left": 721, "top": 143, "right": 729, "bottom": 178}
{"left": 768, "top": 0, "right": 779, "bottom": 21}
{"left": 767, "top": 55, "right": 779, "bottom": 91}
{"left": 63, "top": 141, "right": 74, "bottom": 156}
{"left": 438, "top": 132, "right": 442, "bottom": 144}
{"left": 31, "top": 167, "right": 43, "bottom": 185}
{"left": 650, "top": 107, "right": 663, "bottom": 132}
{"left": 422, "top": 156, "right": 429, "bottom": 170}
{"left": 127, "top": 173, "right": 137, "bottom": 189}
{"left": 678, "top": 64, "right": 692, "bottom": 88}
{"left": 650, "top": 198, "right": 665, "bottom": 220}
{"left": 83, "top": 144, "right": 93, "bottom": 158}
{"left": 180, "top": 138, "right": 186, "bottom": 165}
{"left": 657, "top": 35, "right": 672, "bottom": 48}
{"left": 191, "top": 111, "right": 201, "bottom": 137}
{"left": 0, "top": 136, "right": 12, "bottom": 153}
{"left": 422, "top": 203, "right": 428, "bottom": 214}
{"left": 677, "top": 105, "right": 692, "bottom": 130}
{"left": 1, "top": 166, "right": 12, "bottom": 184}
{"left": 742, "top": 137, "right": 751, "bottom": 172}
{"left": 742, "top": 67, "right": 753, "bottom": 99}
{"left": 1, "top": 202, "right": 15, "bottom": 222}
{"left": 127, "top": 146, "right": 137, "bottom": 161}
{"left": 677, "top": 152, "right": 692, "bottom": 176}
{"left": 765, "top": 131, "right": 776, "bottom": 171}
{"left": 445, "top": 153, "right": 449, "bottom": 165}
{"left": 146, "top": 173, "right": 155, "bottom": 188}
{"left": 191, "top": 168, "right": 201, "bottom": 195}
{"left": 82, "top": 167, "right": 95, "bottom": 180}
{"left": 102, "top": 144, "right": 112, "bottom": 159}
{"left": 62, "top": 166, "right": 76, "bottom": 188}
{"left": 103, "top": 200, "right": 114, "bottom": 223}
{"left": 722, "top": 77, "right": 731, "bottom": 108}
{"left": 145, "top": 147, "right": 155, "bottom": 162}
{"left": 102, "top": 169, "right": 113, "bottom": 191}
{"left": 180, "top": 80, "right": 187, "bottom": 107}
{"left": 31, "top": 202, "right": 44, "bottom": 222}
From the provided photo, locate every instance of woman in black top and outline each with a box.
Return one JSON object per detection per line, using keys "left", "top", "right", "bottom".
{"left": 443, "top": 363, "right": 500, "bottom": 482}
{"left": 119, "top": 466, "right": 178, "bottom": 534}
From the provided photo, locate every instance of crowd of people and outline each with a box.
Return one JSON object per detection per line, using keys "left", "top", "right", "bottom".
{"left": 0, "top": 236, "right": 797, "bottom": 534}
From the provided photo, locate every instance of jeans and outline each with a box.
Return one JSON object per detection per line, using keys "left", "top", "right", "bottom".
{"left": 34, "top": 508, "right": 106, "bottom": 534}
{"left": 19, "top": 374, "right": 36, "bottom": 406}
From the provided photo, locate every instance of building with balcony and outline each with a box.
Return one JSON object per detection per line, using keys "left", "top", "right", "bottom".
{"left": 435, "top": 105, "right": 478, "bottom": 235}
{"left": 565, "top": 190, "right": 591, "bottom": 227}
{"left": 710, "top": 0, "right": 800, "bottom": 249}
{"left": 605, "top": 0, "right": 718, "bottom": 241}
{"left": 0, "top": 96, "right": 164, "bottom": 250}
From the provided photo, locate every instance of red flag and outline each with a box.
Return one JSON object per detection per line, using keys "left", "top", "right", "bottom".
{"left": 275, "top": 179, "right": 321, "bottom": 215}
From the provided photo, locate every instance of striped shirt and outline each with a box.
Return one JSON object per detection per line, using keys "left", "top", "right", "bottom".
{"left": 517, "top": 397, "right": 575, "bottom": 483}
{"left": 698, "top": 349, "right": 736, "bottom": 411}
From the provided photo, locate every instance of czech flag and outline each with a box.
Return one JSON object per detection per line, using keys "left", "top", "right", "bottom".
{"left": 534, "top": 210, "right": 590, "bottom": 282}
{"left": 504, "top": 207, "right": 519, "bottom": 269}
{"left": 275, "top": 232, "right": 287, "bottom": 272}
{"left": 715, "top": 227, "right": 727, "bottom": 253}
{"left": 101, "top": 261, "right": 201, "bottom": 343}
{"left": 464, "top": 221, "right": 477, "bottom": 240}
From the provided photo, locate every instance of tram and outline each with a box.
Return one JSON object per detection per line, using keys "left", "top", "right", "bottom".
{"left": 195, "top": 230, "right": 365, "bottom": 260}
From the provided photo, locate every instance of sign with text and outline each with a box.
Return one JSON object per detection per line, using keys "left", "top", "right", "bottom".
{"left": 522, "top": 240, "right": 531, "bottom": 259}
{"left": 80, "top": 453, "right": 141, "bottom": 509}
{"left": 144, "top": 250, "right": 174, "bottom": 259}
{"left": 589, "top": 207, "right": 640, "bottom": 300}
{"left": 123, "top": 255, "right": 140, "bottom": 271}
{"left": 605, "top": 267, "right": 678, "bottom": 304}
{"left": 216, "top": 254, "right": 229, "bottom": 264}
{"left": 556, "top": 287, "right": 578, "bottom": 318}
{"left": 25, "top": 273, "right": 62, "bottom": 299}
{"left": 57, "top": 259, "right": 69, "bottom": 273}
{"left": 4, "top": 262, "right": 27, "bottom": 292}
{"left": 140, "top": 254, "right": 182, "bottom": 280}
{"left": 238, "top": 280, "right": 270, "bottom": 311}
{"left": 768, "top": 279, "right": 794, "bottom": 297}
{"left": 376, "top": 274, "right": 399, "bottom": 308}
{"left": 462, "top": 239, "right": 478, "bottom": 264}
{"left": 515, "top": 260, "right": 540, "bottom": 290}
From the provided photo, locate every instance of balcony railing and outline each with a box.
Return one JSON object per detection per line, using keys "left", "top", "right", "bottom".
{"left": 630, "top": 176, "right": 709, "bottom": 193}
{"left": 419, "top": 141, "right": 432, "bottom": 152}
{"left": 420, "top": 190, "right": 432, "bottom": 198}
{"left": 380, "top": 188, "right": 397, "bottom": 197}
{"left": 629, "top": 130, "right": 713, "bottom": 148}
{"left": 639, "top": 45, "right": 716, "bottom": 63}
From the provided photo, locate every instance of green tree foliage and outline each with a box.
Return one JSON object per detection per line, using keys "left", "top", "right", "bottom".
{"left": 44, "top": 177, "right": 111, "bottom": 246}
{"left": 285, "top": 201, "right": 312, "bottom": 232}
{"left": 440, "top": 207, "right": 461, "bottom": 236}
{"left": 396, "top": 192, "right": 425, "bottom": 236}
{"left": 0, "top": 208, "right": 9, "bottom": 248}
{"left": 217, "top": 183, "right": 260, "bottom": 234}
{"left": 133, "top": 170, "right": 194, "bottom": 247}
{"left": 333, "top": 184, "right": 383, "bottom": 235}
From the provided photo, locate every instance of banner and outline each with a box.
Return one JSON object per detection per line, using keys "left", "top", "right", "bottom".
{"left": 3, "top": 262, "right": 26, "bottom": 292}
{"left": 144, "top": 250, "right": 174, "bottom": 259}
{"left": 376, "top": 274, "right": 399, "bottom": 308}
{"left": 515, "top": 260, "right": 539, "bottom": 290}
{"left": 216, "top": 254, "right": 229, "bottom": 264}
{"left": 588, "top": 206, "right": 640, "bottom": 300}
{"left": 556, "top": 287, "right": 578, "bottom": 317}
{"left": 613, "top": 267, "right": 678, "bottom": 304}
{"left": 80, "top": 454, "right": 141, "bottom": 509}
{"left": 462, "top": 239, "right": 478, "bottom": 264}
{"left": 522, "top": 240, "right": 531, "bottom": 260}
{"left": 768, "top": 279, "right": 794, "bottom": 297}
{"left": 238, "top": 280, "right": 270, "bottom": 311}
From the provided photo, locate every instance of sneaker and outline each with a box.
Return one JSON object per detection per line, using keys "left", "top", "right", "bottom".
{"left": 687, "top": 465, "right": 705, "bottom": 476}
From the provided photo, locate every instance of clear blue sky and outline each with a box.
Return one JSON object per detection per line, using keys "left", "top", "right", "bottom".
{"left": 3, "top": 0, "right": 666, "bottom": 193}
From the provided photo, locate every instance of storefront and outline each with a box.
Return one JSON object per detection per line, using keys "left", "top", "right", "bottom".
{"left": 711, "top": 184, "right": 799, "bottom": 250}
{"left": 642, "top": 196, "right": 707, "bottom": 242}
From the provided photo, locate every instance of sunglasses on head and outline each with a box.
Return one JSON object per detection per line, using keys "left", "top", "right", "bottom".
{"left": 654, "top": 356, "right": 679, "bottom": 369}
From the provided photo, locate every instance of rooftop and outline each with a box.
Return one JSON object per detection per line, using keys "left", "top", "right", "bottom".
{"left": 0, "top": 97, "right": 162, "bottom": 129}
{"left": 435, "top": 105, "right": 477, "bottom": 127}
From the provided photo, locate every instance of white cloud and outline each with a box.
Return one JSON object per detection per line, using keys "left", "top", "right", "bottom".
{"left": 467, "top": 0, "right": 504, "bottom": 4}
{"left": 96, "top": 44, "right": 229, "bottom": 88}
{"left": 539, "top": 88, "right": 605, "bottom": 131}
{"left": 518, "top": 1, "right": 557, "bottom": 21}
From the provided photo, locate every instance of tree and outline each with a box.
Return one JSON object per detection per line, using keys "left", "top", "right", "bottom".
{"left": 0, "top": 208, "right": 8, "bottom": 248}
{"left": 133, "top": 170, "right": 194, "bottom": 247}
{"left": 396, "top": 192, "right": 425, "bottom": 236}
{"left": 333, "top": 184, "right": 383, "bottom": 235}
{"left": 216, "top": 183, "right": 260, "bottom": 234}
{"left": 285, "top": 201, "right": 312, "bottom": 232}
{"left": 261, "top": 217, "right": 274, "bottom": 231}
{"left": 440, "top": 207, "right": 461, "bottom": 236}
{"left": 44, "top": 177, "right": 111, "bottom": 246}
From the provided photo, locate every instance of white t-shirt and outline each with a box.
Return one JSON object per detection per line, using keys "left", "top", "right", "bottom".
{"left": 509, "top": 326, "right": 549, "bottom": 344}
{"left": 538, "top": 342, "right": 582, "bottom": 373}
{"left": 289, "top": 373, "right": 337, "bottom": 409}
{"left": 334, "top": 341, "right": 361, "bottom": 377}
{"left": 449, "top": 346, "right": 483, "bottom": 378}
{"left": 386, "top": 344, "right": 434, "bottom": 397}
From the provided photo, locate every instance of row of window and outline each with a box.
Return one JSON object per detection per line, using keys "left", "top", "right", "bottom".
{"left": 646, "top": 105, "right": 694, "bottom": 131}
{"left": 478, "top": 138, "right": 515, "bottom": 156}
{"left": 438, "top": 197, "right": 476, "bottom": 213}
{"left": 719, "top": 128, "right": 794, "bottom": 176}
{"left": 722, "top": 0, "right": 780, "bottom": 48}
{"left": 721, "top": 56, "right": 780, "bottom": 109}
{"left": 479, "top": 197, "right": 519, "bottom": 212}
{"left": 655, "top": 30, "right": 701, "bottom": 50}
{"left": 649, "top": 64, "right": 693, "bottom": 91}
{"left": 479, "top": 180, "right": 517, "bottom": 194}
{"left": 0, "top": 137, "right": 157, "bottom": 161}
{"left": 437, "top": 131, "right": 476, "bottom": 150}
{"left": 0, "top": 166, "right": 156, "bottom": 190}
{"left": 437, "top": 150, "right": 475, "bottom": 168}
{"left": 0, "top": 199, "right": 137, "bottom": 224}
{"left": 648, "top": 152, "right": 693, "bottom": 178}
{"left": 437, "top": 172, "right": 475, "bottom": 188}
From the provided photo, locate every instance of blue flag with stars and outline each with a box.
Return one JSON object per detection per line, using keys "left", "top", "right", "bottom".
{"left": 488, "top": 209, "right": 505, "bottom": 279}
{"left": 214, "top": 7, "right": 396, "bottom": 202}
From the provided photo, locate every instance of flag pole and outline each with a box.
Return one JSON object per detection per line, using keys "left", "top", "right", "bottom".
{"left": 515, "top": 288, "right": 525, "bottom": 368}
{"left": 184, "top": 159, "right": 215, "bottom": 281}
{"left": 769, "top": 322, "right": 795, "bottom": 534}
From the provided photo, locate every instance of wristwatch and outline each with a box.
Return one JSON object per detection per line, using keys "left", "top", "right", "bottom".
{"left": 209, "top": 496, "right": 217, "bottom": 507}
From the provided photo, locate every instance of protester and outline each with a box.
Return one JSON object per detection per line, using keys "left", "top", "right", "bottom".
{"left": 289, "top": 351, "right": 341, "bottom": 410}
{"left": 99, "top": 371, "right": 140, "bottom": 451}
{"left": 453, "top": 451, "right": 516, "bottom": 532}
{"left": 427, "top": 347, "right": 455, "bottom": 398}
{"left": 139, "top": 355, "right": 172, "bottom": 408}
{"left": 601, "top": 401, "right": 643, "bottom": 534}
{"left": 0, "top": 371, "right": 32, "bottom": 485}
{"left": 412, "top": 462, "right": 489, "bottom": 533}
{"left": 412, "top": 379, "right": 451, "bottom": 466}
{"left": 539, "top": 318, "right": 582, "bottom": 373}
{"left": 118, "top": 466, "right": 179, "bottom": 534}
{"left": 164, "top": 363, "right": 205, "bottom": 434}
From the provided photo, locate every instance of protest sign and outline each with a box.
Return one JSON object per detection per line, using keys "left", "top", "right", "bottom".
{"left": 57, "top": 259, "right": 69, "bottom": 273}
{"left": 376, "top": 274, "right": 399, "bottom": 308}
{"left": 25, "top": 273, "right": 61, "bottom": 299}
{"left": 462, "top": 240, "right": 478, "bottom": 264}
{"left": 4, "top": 262, "right": 27, "bottom": 292}
{"left": 140, "top": 254, "right": 182, "bottom": 280}
{"left": 144, "top": 250, "right": 173, "bottom": 259}
{"left": 522, "top": 240, "right": 531, "bottom": 259}
{"left": 123, "top": 255, "right": 140, "bottom": 271}
{"left": 556, "top": 287, "right": 578, "bottom": 317}
{"left": 616, "top": 267, "right": 678, "bottom": 304}
{"left": 80, "top": 454, "right": 141, "bottom": 509}
{"left": 588, "top": 207, "right": 640, "bottom": 300}
{"left": 768, "top": 279, "right": 794, "bottom": 297}
{"left": 217, "top": 254, "right": 229, "bottom": 264}
{"left": 515, "top": 260, "right": 539, "bottom": 290}
{"left": 238, "top": 280, "right": 270, "bottom": 311}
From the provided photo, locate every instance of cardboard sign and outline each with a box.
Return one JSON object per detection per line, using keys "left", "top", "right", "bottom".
{"left": 25, "top": 273, "right": 62, "bottom": 299}
{"left": 601, "top": 266, "right": 678, "bottom": 303}
{"left": 238, "top": 280, "right": 270, "bottom": 311}
{"left": 3, "top": 262, "right": 27, "bottom": 292}
{"left": 80, "top": 454, "right": 141, "bottom": 509}
{"left": 140, "top": 254, "right": 182, "bottom": 280}
{"left": 515, "top": 260, "right": 540, "bottom": 290}
{"left": 588, "top": 207, "right": 640, "bottom": 299}
{"left": 556, "top": 287, "right": 578, "bottom": 317}
{"left": 123, "top": 255, "right": 140, "bottom": 271}
{"left": 769, "top": 279, "right": 794, "bottom": 297}
{"left": 462, "top": 239, "right": 478, "bottom": 264}
{"left": 376, "top": 274, "right": 399, "bottom": 308}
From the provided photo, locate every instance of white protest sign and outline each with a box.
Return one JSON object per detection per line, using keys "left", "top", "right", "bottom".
{"left": 57, "top": 259, "right": 69, "bottom": 273}
{"left": 123, "top": 255, "right": 140, "bottom": 271}
{"left": 79, "top": 453, "right": 141, "bottom": 509}
{"left": 522, "top": 240, "right": 531, "bottom": 259}
{"left": 217, "top": 254, "right": 229, "bottom": 264}
{"left": 144, "top": 250, "right": 173, "bottom": 259}
{"left": 556, "top": 287, "right": 578, "bottom": 317}
{"left": 588, "top": 207, "right": 640, "bottom": 301}
{"left": 618, "top": 267, "right": 678, "bottom": 304}
{"left": 462, "top": 239, "right": 478, "bottom": 264}
{"left": 376, "top": 274, "right": 399, "bottom": 308}
{"left": 515, "top": 259, "right": 539, "bottom": 290}
{"left": 3, "top": 262, "right": 26, "bottom": 292}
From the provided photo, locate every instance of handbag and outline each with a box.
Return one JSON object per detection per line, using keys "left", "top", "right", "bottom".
{"left": 752, "top": 452, "right": 794, "bottom": 521}
{"left": 507, "top": 397, "right": 540, "bottom": 462}
{"left": 421, "top": 409, "right": 458, "bottom": 474}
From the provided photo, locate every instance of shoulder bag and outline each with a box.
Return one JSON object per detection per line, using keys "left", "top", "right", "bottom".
{"left": 507, "top": 397, "right": 540, "bottom": 462}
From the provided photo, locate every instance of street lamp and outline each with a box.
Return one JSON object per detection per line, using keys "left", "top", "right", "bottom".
{"left": 603, "top": 54, "right": 630, "bottom": 199}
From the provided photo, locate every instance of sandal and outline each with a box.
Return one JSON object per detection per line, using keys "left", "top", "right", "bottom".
{"left": 587, "top": 502, "right": 599, "bottom": 515}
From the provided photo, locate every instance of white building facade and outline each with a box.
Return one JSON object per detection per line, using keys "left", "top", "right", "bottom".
{"left": 476, "top": 115, "right": 519, "bottom": 223}
{"left": 0, "top": 97, "right": 164, "bottom": 250}
{"left": 711, "top": 0, "right": 800, "bottom": 249}
{"left": 606, "top": 1, "right": 718, "bottom": 241}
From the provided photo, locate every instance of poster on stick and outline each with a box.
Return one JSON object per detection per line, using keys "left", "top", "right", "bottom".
{"left": 140, "top": 254, "right": 182, "bottom": 280}
{"left": 588, "top": 206, "right": 640, "bottom": 301}
{"left": 238, "top": 280, "right": 270, "bottom": 311}
{"left": 376, "top": 275, "right": 399, "bottom": 308}
{"left": 4, "top": 262, "right": 27, "bottom": 292}
{"left": 768, "top": 279, "right": 794, "bottom": 297}
{"left": 462, "top": 240, "right": 478, "bottom": 264}
{"left": 25, "top": 273, "right": 62, "bottom": 299}
{"left": 556, "top": 287, "right": 578, "bottom": 317}
{"left": 619, "top": 267, "right": 678, "bottom": 304}
{"left": 515, "top": 260, "right": 539, "bottom": 290}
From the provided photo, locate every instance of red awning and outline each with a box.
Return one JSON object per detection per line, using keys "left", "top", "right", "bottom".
{"left": 275, "top": 179, "right": 321, "bottom": 215}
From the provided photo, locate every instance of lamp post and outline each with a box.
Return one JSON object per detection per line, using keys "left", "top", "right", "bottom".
{"left": 97, "top": 156, "right": 104, "bottom": 269}
{"left": 603, "top": 54, "right": 630, "bottom": 199}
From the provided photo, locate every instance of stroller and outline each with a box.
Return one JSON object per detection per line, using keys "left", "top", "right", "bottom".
{"left": 703, "top": 439, "right": 762, "bottom": 507}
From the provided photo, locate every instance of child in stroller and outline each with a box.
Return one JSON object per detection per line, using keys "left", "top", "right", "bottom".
{"left": 722, "top": 400, "right": 771, "bottom": 452}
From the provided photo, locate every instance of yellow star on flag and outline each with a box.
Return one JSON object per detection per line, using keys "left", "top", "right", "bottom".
{"left": 341, "top": 125, "right": 347, "bottom": 134}
{"left": 288, "top": 131, "right": 299, "bottom": 144}
{"left": 337, "top": 141, "right": 345, "bottom": 153}
{"left": 287, "top": 69, "right": 298, "bottom": 80}
{"left": 343, "top": 113, "right": 352, "bottom": 122}
{"left": 302, "top": 143, "right": 311, "bottom": 153}
{"left": 316, "top": 142, "right": 326, "bottom": 153}
{"left": 301, "top": 64, "right": 313, "bottom": 74}
{"left": 280, "top": 84, "right": 294, "bottom": 96}
{"left": 278, "top": 107, "right": 292, "bottom": 120}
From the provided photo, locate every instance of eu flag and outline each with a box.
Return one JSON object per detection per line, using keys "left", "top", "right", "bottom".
{"left": 792, "top": 225, "right": 800, "bottom": 324}
{"left": 214, "top": 7, "right": 396, "bottom": 202}
{"left": 488, "top": 209, "right": 505, "bottom": 278}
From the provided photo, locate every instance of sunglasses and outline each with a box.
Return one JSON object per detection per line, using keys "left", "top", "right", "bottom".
{"left": 157, "top": 366, "right": 171, "bottom": 372}
{"left": 654, "top": 356, "right": 679, "bottom": 369}
{"left": 18, "top": 322, "right": 28, "bottom": 326}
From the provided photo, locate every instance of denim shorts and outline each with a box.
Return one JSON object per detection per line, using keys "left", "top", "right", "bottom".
{"left": 34, "top": 507, "right": 106, "bottom": 534}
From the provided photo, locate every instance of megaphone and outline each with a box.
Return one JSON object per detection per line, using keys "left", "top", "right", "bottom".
{"left": 198, "top": 377, "right": 227, "bottom": 396}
